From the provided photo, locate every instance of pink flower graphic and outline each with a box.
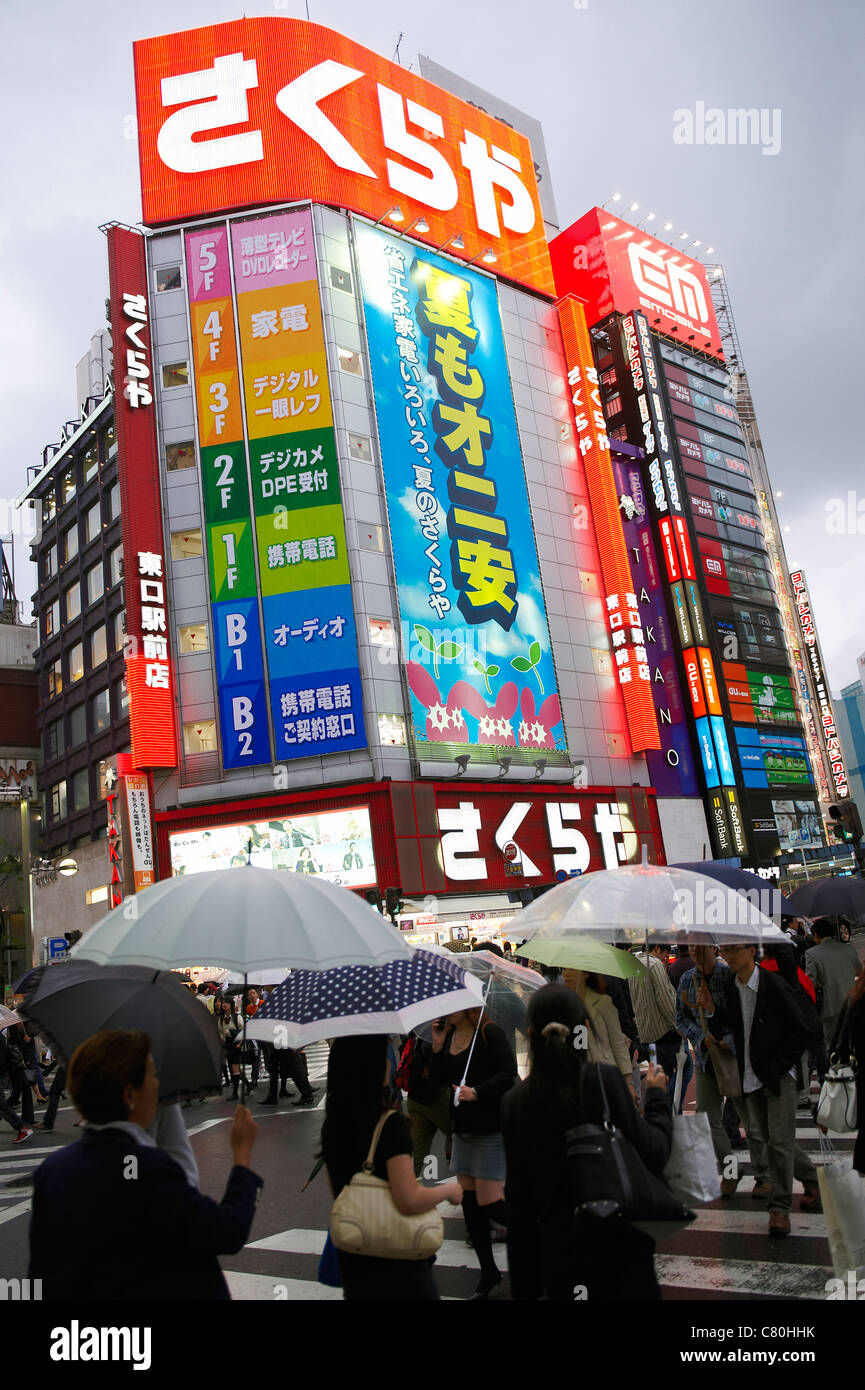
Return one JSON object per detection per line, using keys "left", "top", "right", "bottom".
{"left": 406, "top": 663, "right": 470, "bottom": 742}
{"left": 448, "top": 680, "right": 518, "bottom": 745}
{"left": 517, "top": 688, "right": 562, "bottom": 749}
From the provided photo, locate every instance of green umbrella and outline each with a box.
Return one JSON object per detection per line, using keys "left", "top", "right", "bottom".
{"left": 515, "top": 938, "right": 647, "bottom": 978}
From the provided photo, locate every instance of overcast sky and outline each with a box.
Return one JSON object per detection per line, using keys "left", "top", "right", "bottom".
{"left": 2, "top": 0, "right": 863, "bottom": 690}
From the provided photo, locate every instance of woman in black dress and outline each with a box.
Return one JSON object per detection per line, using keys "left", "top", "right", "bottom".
{"left": 502, "top": 985, "right": 673, "bottom": 1300}
{"left": 848, "top": 966, "right": 865, "bottom": 1174}
{"left": 321, "top": 1035, "right": 462, "bottom": 1300}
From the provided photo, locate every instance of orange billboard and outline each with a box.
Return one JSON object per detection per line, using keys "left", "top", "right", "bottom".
{"left": 134, "top": 17, "right": 554, "bottom": 298}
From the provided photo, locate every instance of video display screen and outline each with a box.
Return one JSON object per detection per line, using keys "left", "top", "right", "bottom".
{"left": 169, "top": 806, "right": 377, "bottom": 889}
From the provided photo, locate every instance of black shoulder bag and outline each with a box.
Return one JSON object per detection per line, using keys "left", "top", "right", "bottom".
{"left": 564, "top": 1064, "right": 695, "bottom": 1241}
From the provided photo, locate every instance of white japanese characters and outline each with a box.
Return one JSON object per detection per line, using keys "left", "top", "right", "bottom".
{"left": 438, "top": 799, "right": 635, "bottom": 881}
{"left": 138, "top": 551, "right": 171, "bottom": 690}
{"left": 122, "top": 293, "right": 153, "bottom": 408}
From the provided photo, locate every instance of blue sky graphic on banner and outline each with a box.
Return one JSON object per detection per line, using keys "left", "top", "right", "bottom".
{"left": 356, "top": 222, "right": 565, "bottom": 754}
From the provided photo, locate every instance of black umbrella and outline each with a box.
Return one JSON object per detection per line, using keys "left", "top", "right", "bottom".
{"left": 674, "top": 862, "right": 788, "bottom": 919}
{"left": 18, "top": 960, "right": 222, "bottom": 1104}
{"left": 785, "top": 876, "right": 865, "bottom": 922}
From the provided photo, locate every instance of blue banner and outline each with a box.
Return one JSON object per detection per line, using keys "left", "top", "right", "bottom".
{"left": 356, "top": 224, "right": 565, "bottom": 755}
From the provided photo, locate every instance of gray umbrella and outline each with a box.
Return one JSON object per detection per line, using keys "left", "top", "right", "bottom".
{"left": 786, "top": 876, "right": 865, "bottom": 921}
{"left": 19, "top": 959, "right": 222, "bottom": 1104}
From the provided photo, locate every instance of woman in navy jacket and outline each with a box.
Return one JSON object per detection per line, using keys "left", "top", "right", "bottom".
{"left": 29, "top": 1029, "right": 263, "bottom": 1301}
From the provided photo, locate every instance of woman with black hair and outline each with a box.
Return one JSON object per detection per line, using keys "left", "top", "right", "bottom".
{"left": 502, "top": 985, "right": 673, "bottom": 1300}
{"left": 321, "top": 1035, "right": 462, "bottom": 1300}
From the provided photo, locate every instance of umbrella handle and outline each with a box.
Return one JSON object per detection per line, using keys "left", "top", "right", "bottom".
{"left": 454, "top": 980, "right": 490, "bottom": 1107}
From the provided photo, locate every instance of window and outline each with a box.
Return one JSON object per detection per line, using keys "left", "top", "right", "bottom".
{"left": 102, "top": 423, "right": 116, "bottom": 458}
{"left": 65, "top": 582, "right": 81, "bottom": 622}
{"left": 109, "top": 545, "right": 123, "bottom": 587}
{"left": 42, "top": 489, "right": 56, "bottom": 524}
{"left": 48, "top": 659, "right": 63, "bottom": 698}
{"left": 69, "top": 704, "right": 86, "bottom": 746}
{"left": 603, "top": 392, "right": 622, "bottom": 417}
{"left": 369, "top": 617, "right": 395, "bottom": 647}
{"left": 378, "top": 713, "right": 407, "bottom": 747}
{"left": 108, "top": 484, "right": 121, "bottom": 521}
{"left": 90, "top": 625, "right": 107, "bottom": 667}
{"left": 44, "top": 599, "right": 60, "bottom": 640}
{"left": 62, "top": 524, "right": 78, "bottom": 563}
{"left": 183, "top": 720, "right": 217, "bottom": 754}
{"left": 86, "top": 562, "right": 104, "bottom": 606}
{"left": 90, "top": 688, "right": 111, "bottom": 732}
{"left": 68, "top": 642, "right": 84, "bottom": 684}
{"left": 358, "top": 524, "right": 384, "bottom": 552}
{"left": 70, "top": 768, "right": 90, "bottom": 811}
{"left": 330, "top": 265, "right": 353, "bottom": 294}
{"left": 337, "top": 347, "right": 363, "bottom": 377}
{"left": 115, "top": 675, "right": 129, "bottom": 716}
{"left": 43, "top": 544, "right": 57, "bottom": 580}
{"left": 166, "top": 441, "right": 195, "bottom": 471}
{"left": 162, "top": 362, "right": 189, "bottom": 389}
{"left": 50, "top": 781, "right": 67, "bottom": 822}
{"left": 61, "top": 468, "right": 76, "bottom": 505}
{"left": 171, "top": 529, "right": 202, "bottom": 560}
{"left": 83, "top": 446, "right": 98, "bottom": 482}
{"left": 112, "top": 610, "right": 126, "bottom": 653}
{"left": 86, "top": 885, "right": 109, "bottom": 906}
{"left": 85, "top": 501, "right": 101, "bottom": 543}
{"left": 348, "top": 433, "right": 373, "bottom": 463}
{"left": 600, "top": 367, "right": 618, "bottom": 390}
{"left": 156, "top": 265, "right": 182, "bottom": 292}
{"left": 179, "top": 623, "right": 209, "bottom": 654}
{"left": 46, "top": 719, "right": 64, "bottom": 760}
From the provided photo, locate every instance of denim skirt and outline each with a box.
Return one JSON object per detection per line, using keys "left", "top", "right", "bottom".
{"left": 450, "top": 1132, "right": 506, "bottom": 1181}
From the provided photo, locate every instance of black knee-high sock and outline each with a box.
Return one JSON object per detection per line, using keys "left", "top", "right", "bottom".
{"left": 482, "top": 1198, "right": 508, "bottom": 1228}
{"left": 462, "top": 1191, "right": 499, "bottom": 1280}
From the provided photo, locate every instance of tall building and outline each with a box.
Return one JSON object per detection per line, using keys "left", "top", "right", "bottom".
{"left": 0, "top": 577, "right": 40, "bottom": 993}
{"left": 835, "top": 652, "right": 865, "bottom": 822}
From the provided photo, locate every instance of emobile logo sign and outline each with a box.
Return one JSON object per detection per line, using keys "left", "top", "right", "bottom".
{"left": 549, "top": 208, "right": 724, "bottom": 359}
{"left": 134, "top": 18, "right": 553, "bottom": 297}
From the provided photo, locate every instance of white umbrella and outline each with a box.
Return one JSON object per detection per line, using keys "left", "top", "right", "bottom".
{"left": 515, "top": 862, "right": 788, "bottom": 947}
{"left": 72, "top": 867, "right": 414, "bottom": 971}
{"left": 0, "top": 1005, "right": 20, "bottom": 1031}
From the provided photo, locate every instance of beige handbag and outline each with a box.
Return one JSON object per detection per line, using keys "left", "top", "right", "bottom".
{"left": 329, "top": 1111, "right": 444, "bottom": 1261}
{"left": 699, "top": 1007, "right": 741, "bottom": 1097}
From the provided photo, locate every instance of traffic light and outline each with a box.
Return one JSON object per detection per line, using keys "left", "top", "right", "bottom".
{"left": 364, "top": 888, "right": 383, "bottom": 913}
{"left": 384, "top": 888, "right": 405, "bottom": 922}
{"left": 829, "top": 800, "right": 864, "bottom": 844}
{"left": 64, "top": 930, "right": 82, "bottom": 948}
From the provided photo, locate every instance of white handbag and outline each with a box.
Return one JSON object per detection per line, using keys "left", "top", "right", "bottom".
{"left": 663, "top": 1046, "right": 721, "bottom": 1206}
{"left": 816, "top": 1062, "right": 858, "bottom": 1134}
{"left": 330, "top": 1111, "right": 443, "bottom": 1261}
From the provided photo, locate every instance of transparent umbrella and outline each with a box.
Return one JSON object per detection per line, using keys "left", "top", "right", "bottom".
{"left": 414, "top": 948, "right": 546, "bottom": 1043}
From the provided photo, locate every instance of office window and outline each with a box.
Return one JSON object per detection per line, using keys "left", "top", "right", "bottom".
{"left": 348, "top": 433, "right": 373, "bottom": 463}
{"left": 42, "top": 489, "right": 56, "bottom": 523}
{"left": 112, "top": 610, "right": 126, "bottom": 653}
{"left": 179, "top": 623, "right": 209, "bottom": 654}
{"left": 90, "top": 688, "right": 111, "bottom": 732}
{"left": 85, "top": 501, "right": 101, "bottom": 543}
{"left": 369, "top": 617, "right": 395, "bottom": 647}
{"left": 83, "top": 445, "right": 98, "bottom": 482}
{"left": 108, "top": 483, "right": 121, "bottom": 520}
{"left": 61, "top": 468, "right": 76, "bottom": 505}
{"left": 330, "top": 265, "right": 353, "bottom": 294}
{"left": 69, "top": 704, "right": 86, "bottom": 746}
{"left": 86, "top": 562, "right": 104, "bottom": 606}
{"left": 337, "top": 347, "right": 363, "bottom": 377}
{"left": 68, "top": 642, "right": 84, "bottom": 684}
{"left": 44, "top": 599, "right": 60, "bottom": 640}
{"left": 70, "top": 767, "right": 90, "bottom": 812}
{"left": 90, "top": 625, "right": 108, "bottom": 667}
{"left": 156, "top": 265, "right": 182, "bottom": 292}
{"left": 115, "top": 675, "right": 129, "bottom": 716}
{"left": 43, "top": 544, "right": 57, "bottom": 580}
{"left": 65, "top": 582, "right": 81, "bottom": 622}
{"left": 102, "top": 423, "right": 116, "bottom": 457}
{"left": 109, "top": 545, "right": 123, "bottom": 587}
{"left": 48, "top": 659, "right": 63, "bottom": 698}
{"left": 171, "top": 529, "right": 202, "bottom": 560}
{"left": 378, "top": 713, "right": 407, "bottom": 747}
{"left": 50, "top": 781, "right": 67, "bottom": 822}
{"left": 162, "top": 362, "right": 189, "bottom": 389}
{"left": 166, "top": 441, "right": 195, "bottom": 471}
{"left": 358, "top": 524, "right": 384, "bottom": 552}
{"left": 86, "top": 885, "right": 109, "bottom": 906}
{"left": 183, "top": 720, "right": 217, "bottom": 754}
{"left": 46, "top": 718, "right": 64, "bottom": 760}
{"left": 62, "top": 523, "right": 78, "bottom": 563}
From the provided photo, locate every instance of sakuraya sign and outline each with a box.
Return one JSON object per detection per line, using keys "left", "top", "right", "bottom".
{"left": 134, "top": 17, "right": 554, "bottom": 297}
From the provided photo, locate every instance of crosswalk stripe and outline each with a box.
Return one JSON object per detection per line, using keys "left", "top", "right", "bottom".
{"left": 654, "top": 1254, "right": 831, "bottom": 1299}
{"left": 659, "top": 1209, "right": 827, "bottom": 1237}
{"left": 0, "top": 1200, "right": 31, "bottom": 1227}
{"left": 225, "top": 1271, "right": 343, "bottom": 1301}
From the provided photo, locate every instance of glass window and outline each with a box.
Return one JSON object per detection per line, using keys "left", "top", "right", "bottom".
{"left": 115, "top": 675, "right": 129, "bottom": 716}
{"left": 42, "top": 489, "right": 56, "bottom": 524}
{"left": 69, "top": 704, "right": 86, "bottom": 746}
{"left": 179, "top": 623, "right": 209, "bottom": 654}
{"left": 171, "top": 529, "right": 202, "bottom": 560}
{"left": 62, "top": 524, "right": 78, "bottom": 563}
{"left": 378, "top": 713, "right": 407, "bottom": 747}
{"left": 109, "top": 545, "right": 123, "bottom": 587}
{"left": 43, "top": 544, "right": 57, "bottom": 580}
{"left": 358, "top": 524, "right": 384, "bottom": 552}
{"left": 330, "top": 265, "right": 353, "bottom": 294}
{"left": 50, "top": 781, "right": 67, "bottom": 822}
{"left": 369, "top": 617, "right": 395, "bottom": 647}
{"left": 348, "top": 433, "right": 373, "bottom": 463}
{"left": 166, "top": 441, "right": 195, "bottom": 471}
{"left": 85, "top": 501, "right": 101, "bottom": 542}
{"left": 90, "top": 688, "right": 111, "bottom": 732}
{"left": 86, "top": 562, "right": 104, "bottom": 606}
{"left": 44, "top": 599, "right": 60, "bottom": 640}
{"left": 108, "top": 484, "right": 121, "bottom": 521}
{"left": 70, "top": 768, "right": 90, "bottom": 811}
{"left": 156, "top": 265, "right": 182, "bottom": 292}
{"left": 65, "top": 582, "right": 81, "bottom": 622}
{"left": 162, "top": 362, "right": 189, "bottom": 389}
{"left": 48, "top": 659, "right": 63, "bottom": 698}
{"left": 90, "top": 625, "right": 108, "bottom": 667}
{"left": 46, "top": 718, "right": 64, "bottom": 760}
{"left": 183, "top": 720, "right": 217, "bottom": 754}
{"left": 86, "top": 885, "right": 109, "bottom": 906}
{"left": 112, "top": 610, "right": 126, "bottom": 653}
{"left": 61, "top": 468, "right": 76, "bottom": 505}
{"left": 102, "top": 423, "right": 116, "bottom": 457}
{"left": 337, "top": 347, "right": 363, "bottom": 377}
{"left": 83, "top": 446, "right": 98, "bottom": 482}
{"left": 68, "top": 642, "right": 84, "bottom": 684}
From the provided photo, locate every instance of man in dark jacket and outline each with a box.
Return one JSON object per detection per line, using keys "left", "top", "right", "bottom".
{"left": 697, "top": 944, "right": 822, "bottom": 1238}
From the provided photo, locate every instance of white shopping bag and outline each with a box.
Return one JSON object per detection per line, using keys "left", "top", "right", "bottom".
{"left": 663, "top": 1046, "right": 720, "bottom": 1206}
{"left": 817, "top": 1139, "right": 865, "bottom": 1281}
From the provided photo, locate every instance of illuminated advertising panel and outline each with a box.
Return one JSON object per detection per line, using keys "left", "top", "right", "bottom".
{"left": 134, "top": 18, "right": 553, "bottom": 297}
{"left": 185, "top": 226, "right": 272, "bottom": 768}
{"left": 232, "top": 209, "right": 366, "bottom": 761}
{"left": 549, "top": 208, "right": 724, "bottom": 359}
{"left": 106, "top": 226, "right": 178, "bottom": 770}
{"left": 123, "top": 772, "right": 156, "bottom": 892}
{"left": 357, "top": 222, "right": 565, "bottom": 757}
{"left": 789, "top": 569, "right": 849, "bottom": 797}
{"left": 169, "top": 805, "right": 376, "bottom": 889}
{"left": 556, "top": 298, "right": 659, "bottom": 752}
{"left": 734, "top": 726, "right": 813, "bottom": 790}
